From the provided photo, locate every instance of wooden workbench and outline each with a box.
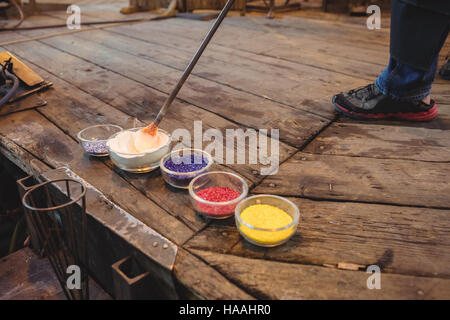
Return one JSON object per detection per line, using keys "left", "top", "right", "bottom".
{"left": 0, "top": 1, "right": 449, "bottom": 299}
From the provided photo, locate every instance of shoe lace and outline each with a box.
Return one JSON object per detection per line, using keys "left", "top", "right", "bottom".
{"left": 349, "top": 84, "right": 380, "bottom": 102}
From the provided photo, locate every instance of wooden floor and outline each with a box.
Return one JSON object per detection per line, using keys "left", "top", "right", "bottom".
{"left": 0, "top": 248, "right": 111, "bottom": 299}
{"left": 0, "top": 248, "right": 67, "bottom": 300}
{"left": 0, "top": 1, "right": 449, "bottom": 299}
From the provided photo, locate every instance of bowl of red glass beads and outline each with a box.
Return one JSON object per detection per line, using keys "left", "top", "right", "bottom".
{"left": 160, "top": 148, "right": 213, "bottom": 189}
{"left": 188, "top": 171, "right": 248, "bottom": 219}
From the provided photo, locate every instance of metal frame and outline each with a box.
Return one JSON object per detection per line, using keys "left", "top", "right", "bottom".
{"left": 21, "top": 178, "right": 89, "bottom": 300}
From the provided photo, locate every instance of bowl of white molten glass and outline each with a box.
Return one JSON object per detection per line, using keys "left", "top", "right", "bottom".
{"left": 106, "top": 127, "right": 171, "bottom": 173}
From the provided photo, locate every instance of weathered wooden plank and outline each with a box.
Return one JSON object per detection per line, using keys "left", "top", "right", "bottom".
{"left": 223, "top": 15, "right": 391, "bottom": 47}
{"left": 0, "top": 47, "right": 259, "bottom": 232}
{"left": 185, "top": 218, "right": 241, "bottom": 254}
{"left": 187, "top": 198, "right": 450, "bottom": 278}
{"left": 90, "top": 27, "right": 366, "bottom": 119}
{"left": 435, "top": 95, "right": 450, "bottom": 105}
{"left": 0, "top": 134, "right": 51, "bottom": 176}
{"left": 160, "top": 17, "right": 449, "bottom": 86}
{"left": 0, "top": 13, "right": 92, "bottom": 45}
{"left": 168, "top": 16, "right": 391, "bottom": 63}
{"left": 286, "top": 8, "right": 390, "bottom": 29}
{"left": 139, "top": 17, "right": 390, "bottom": 78}
{"left": 253, "top": 152, "right": 450, "bottom": 208}
{"left": 432, "top": 84, "right": 450, "bottom": 104}
{"left": 4, "top": 41, "right": 297, "bottom": 182}
{"left": 109, "top": 19, "right": 385, "bottom": 84}
{"left": 0, "top": 248, "right": 66, "bottom": 300}
{"left": 44, "top": 2, "right": 156, "bottom": 22}
{"left": 303, "top": 122, "right": 450, "bottom": 162}
{"left": 0, "top": 110, "right": 195, "bottom": 245}
{"left": 0, "top": 15, "right": 70, "bottom": 44}
{"left": 223, "top": 14, "right": 444, "bottom": 69}
{"left": 0, "top": 247, "right": 111, "bottom": 300}
{"left": 191, "top": 249, "right": 450, "bottom": 299}
{"left": 1, "top": 4, "right": 160, "bottom": 46}
{"left": 0, "top": 30, "right": 28, "bottom": 46}
{"left": 173, "top": 248, "right": 254, "bottom": 299}
{"left": 0, "top": 47, "right": 272, "bottom": 213}
{"left": 0, "top": 93, "right": 47, "bottom": 117}
{"left": 29, "top": 34, "right": 330, "bottom": 148}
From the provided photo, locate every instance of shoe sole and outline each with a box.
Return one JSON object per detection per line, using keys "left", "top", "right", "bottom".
{"left": 333, "top": 102, "right": 438, "bottom": 121}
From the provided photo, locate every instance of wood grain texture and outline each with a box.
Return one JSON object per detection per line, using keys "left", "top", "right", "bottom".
{"left": 253, "top": 152, "right": 450, "bottom": 208}
{"left": 0, "top": 248, "right": 66, "bottom": 300}
{"left": 173, "top": 248, "right": 254, "bottom": 300}
{"left": 162, "top": 17, "right": 448, "bottom": 84}
{"left": 303, "top": 122, "right": 450, "bottom": 162}
{"left": 90, "top": 26, "right": 365, "bottom": 119}
{"left": 0, "top": 248, "right": 110, "bottom": 300}
{"left": 4, "top": 41, "right": 296, "bottom": 182}
{"left": 0, "top": 134, "right": 51, "bottom": 176}
{"left": 149, "top": 17, "right": 393, "bottom": 81}
{"left": 32, "top": 34, "right": 330, "bottom": 148}
{"left": 0, "top": 48, "right": 272, "bottom": 233}
{"left": 191, "top": 249, "right": 450, "bottom": 299}
{"left": 187, "top": 198, "right": 450, "bottom": 278}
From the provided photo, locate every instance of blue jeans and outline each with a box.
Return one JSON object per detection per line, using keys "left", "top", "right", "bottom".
{"left": 375, "top": 1, "right": 449, "bottom": 102}
{"left": 375, "top": 56, "right": 438, "bottom": 101}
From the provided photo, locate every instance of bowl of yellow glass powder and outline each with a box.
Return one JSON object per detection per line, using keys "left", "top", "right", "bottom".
{"left": 235, "top": 195, "right": 299, "bottom": 247}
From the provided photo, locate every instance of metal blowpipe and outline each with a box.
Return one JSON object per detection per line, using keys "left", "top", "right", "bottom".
{"left": 142, "top": 0, "right": 236, "bottom": 135}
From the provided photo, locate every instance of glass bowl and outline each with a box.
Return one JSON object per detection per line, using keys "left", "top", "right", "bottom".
{"left": 160, "top": 148, "right": 213, "bottom": 189}
{"left": 106, "top": 127, "right": 171, "bottom": 173}
{"left": 77, "top": 124, "right": 123, "bottom": 156}
{"left": 189, "top": 171, "right": 248, "bottom": 219}
{"left": 235, "top": 194, "right": 300, "bottom": 247}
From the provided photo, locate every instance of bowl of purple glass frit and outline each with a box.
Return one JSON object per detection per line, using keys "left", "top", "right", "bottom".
{"left": 160, "top": 148, "right": 213, "bottom": 189}
{"left": 77, "top": 124, "right": 123, "bottom": 157}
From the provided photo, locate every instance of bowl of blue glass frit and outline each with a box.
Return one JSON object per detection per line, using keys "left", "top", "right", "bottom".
{"left": 77, "top": 124, "right": 123, "bottom": 157}
{"left": 160, "top": 148, "right": 213, "bottom": 189}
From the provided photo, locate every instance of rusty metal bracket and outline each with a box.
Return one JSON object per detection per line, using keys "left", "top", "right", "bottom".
{"left": 111, "top": 255, "right": 152, "bottom": 299}
{"left": 41, "top": 167, "right": 178, "bottom": 271}
{"left": 16, "top": 174, "right": 43, "bottom": 255}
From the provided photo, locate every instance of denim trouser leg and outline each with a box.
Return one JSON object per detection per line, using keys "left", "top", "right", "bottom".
{"left": 374, "top": 0, "right": 449, "bottom": 102}
{"left": 375, "top": 56, "right": 438, "bottom": 101}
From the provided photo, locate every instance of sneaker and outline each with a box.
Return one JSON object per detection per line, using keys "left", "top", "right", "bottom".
{"left": 332, "top": 84, "right": 438, "bottom": 121}
{"left": 439, "top": 58, "right": 450, "bottom": 80}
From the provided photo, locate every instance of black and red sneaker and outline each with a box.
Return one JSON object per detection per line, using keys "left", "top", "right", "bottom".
{"left": 332, "top": 84, "right": 438, "bottom": 121}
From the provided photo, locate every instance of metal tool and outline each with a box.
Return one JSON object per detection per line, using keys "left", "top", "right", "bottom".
{"left": 0, "top": 57, "right": 19, "bottom": 106}
{"left": 143, "top": 0, "right": 236, "bottom": 135}
{"left": 0, "top": 52, "right": 52, "bottom": 111}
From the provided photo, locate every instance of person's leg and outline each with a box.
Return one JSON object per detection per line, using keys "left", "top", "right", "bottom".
{"left": 332, "top": 0, "right": 449, "bottom": 121}
{"left": 374, "top": 56, "right": 439, "bottom": 103}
